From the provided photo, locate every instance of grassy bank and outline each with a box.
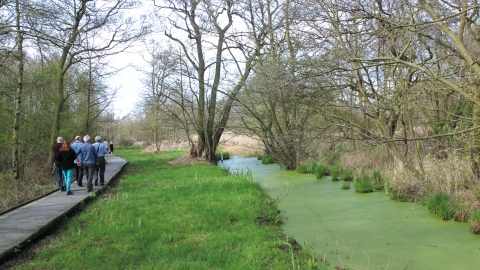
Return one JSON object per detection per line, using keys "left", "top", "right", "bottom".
{"left": 14, "top": 147, "right": 316, "bottom": 269}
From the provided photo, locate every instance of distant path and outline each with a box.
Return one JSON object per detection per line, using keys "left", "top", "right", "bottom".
{"left": 0, "top": 156, "right": 127, "bottom": 263}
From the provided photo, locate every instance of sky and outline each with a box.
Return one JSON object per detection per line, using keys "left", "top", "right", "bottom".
{"left": 105, "top": 1, "right": 157, "bottom": 119}
{"left": 107, "top": 49, "right": 145, "bottom": 119}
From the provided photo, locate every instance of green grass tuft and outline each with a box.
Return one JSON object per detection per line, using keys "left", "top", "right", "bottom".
{"left": 259, "top": 155, "right": 276, "bottom": 164}
{"left": 354, "top": 173, "right": 373, "bottom": 193}
{"left": 297, "top": 161, "right": 318, "bottom": 174}
{"left": 314, "top": 164, "right": 329, "bottom": 179}
{"left": 330, "top": 165, "right": 340, "bottom": 181}
{"left": 471, "top": 209, "right": 480, "bottom": 222}
{"left": 341, "top": 168, "right": 353, "bottom": 181}
{"left": 425, "top": 191, "right": 453, "bottom": 220}
{"left": 372, "top": 170, "right": 384, "bottom": 190}
{"left": 341, "top": 182, "right": 351, "bottom": 190}
{"left": 297, "top": 164, "right": 310, "bottom": 174}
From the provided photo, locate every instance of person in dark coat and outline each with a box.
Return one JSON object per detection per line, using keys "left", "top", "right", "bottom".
{"left": 55, "top": 140, "right": 77, "bottom": 195}
{"left": 52, "top": 137, "right": 65, "bottom": 191}
{"left": 109, "top": 141, "right": 114, "bottom": 155}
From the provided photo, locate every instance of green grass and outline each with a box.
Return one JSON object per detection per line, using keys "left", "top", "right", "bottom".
{"left": 372, "top": 170, "right": 384, "bottom": 190}
{"left": 297, "top": 161, "right": 317, "bottom": 174}
{"left": 471, "top": 209, "right": 480, "bottom": 222}
{"left": 18, "top": 147, "right": 314, "bottom": 269}
{"left": 341, "top": 182, "right": 350, "bottom": 190}
{"left": 341, "top": 168, "right": 353, "bottom": 181}
{"left": 296, "top": 164, "right": 310, "bottom": 174}
{"left": 259, "top": 155, "right": 276, "bottom": 164}
{"left": 314, "top": 164, "right": 328, "bottom": 179}
{"left": 425, "top": 191, "right": 453, "bottom": 221}
{"left": 354, "top": 174, "right": 373, "bottom": 193}
{"left": 330, "top": 165, "right": 340, "bottom": 181}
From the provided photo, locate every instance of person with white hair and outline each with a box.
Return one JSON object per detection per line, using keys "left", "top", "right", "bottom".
{"left": 103, "top": 138, "right": 109, "bottom": 156}
{"left": 71, "top": 136, "right": 84, "bottom": 187}
{"left": 93, "top": 135, "right": 108, "bottom": 186}
{"left": 76, "top": 135, "right": 98, "bottom": 192}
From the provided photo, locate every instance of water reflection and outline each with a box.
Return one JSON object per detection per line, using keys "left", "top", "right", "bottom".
{"left": 220, "top": 156, "right": 480, "bottom": 269}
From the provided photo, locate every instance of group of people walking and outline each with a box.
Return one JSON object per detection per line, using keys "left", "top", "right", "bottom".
{"left": 53, "top": 135, "right": 114, "bottom": 195}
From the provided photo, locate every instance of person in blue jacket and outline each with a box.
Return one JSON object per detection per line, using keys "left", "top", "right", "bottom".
{"left": 77, "top": 135, "right": 98, "bottom": 192}
{"left": 93, "top": 135, "right": 108, "bottom": 186}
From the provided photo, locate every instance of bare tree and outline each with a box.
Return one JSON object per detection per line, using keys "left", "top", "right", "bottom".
{"left": 153, "top": 0, "right": 268, "bottom": 161}
{"left": 139, "top": 42, "right": 178, "bottom": 151}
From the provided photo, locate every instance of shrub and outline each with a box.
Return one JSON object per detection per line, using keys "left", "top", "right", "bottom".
{"left": 117, "top": 137, "right": 135, "bottom": 147}
{"left": 330, "top": 165, "right": 340, "bottom": 181}
{"left": 354, "top": 174, "right": 373, "bottom": 193}
{"left": 425, "top": 191, "right": 453, "bottom": 220}
{"left": 259, "top": 155, "right": 276, "bottom": 164}
{"left": 314, "top": 164, "right": 328, "bottom": 179}
{"left": 342, "top": 168, "right": 353, "bottom": 181}
{"left": 341, "top": 182, "right": 350, "bottom": 190}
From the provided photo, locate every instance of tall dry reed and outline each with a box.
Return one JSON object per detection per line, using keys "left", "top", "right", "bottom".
{"left": 218, "top": 132, "right": 264, "bottom": 157}
{"left": 340, "top": 145, "right": 479, "bottom": 208}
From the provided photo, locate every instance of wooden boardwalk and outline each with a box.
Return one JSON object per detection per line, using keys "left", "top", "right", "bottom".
{"left": 0, "top": 156, "right": 127, "bottom": 263}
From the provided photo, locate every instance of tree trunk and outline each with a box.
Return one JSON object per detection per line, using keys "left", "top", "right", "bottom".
{"left": 12, "top": 0, "right": 24, "bottom": 180}
{"left": 47, "top": 74, "right": 65, "bottom": 165}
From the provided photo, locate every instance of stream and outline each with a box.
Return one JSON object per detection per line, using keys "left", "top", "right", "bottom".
{"left": 219, "top": 156, "right": 480, "bottom": 269}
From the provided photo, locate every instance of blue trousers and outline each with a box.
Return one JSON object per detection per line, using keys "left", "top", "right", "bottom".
{"left": 61, "top": 169, "right": 73, "bottom": 192}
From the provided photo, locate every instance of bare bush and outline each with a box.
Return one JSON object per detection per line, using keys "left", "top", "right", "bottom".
{"left": 0, "top": 162, "right": 56, "bottom": 212}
